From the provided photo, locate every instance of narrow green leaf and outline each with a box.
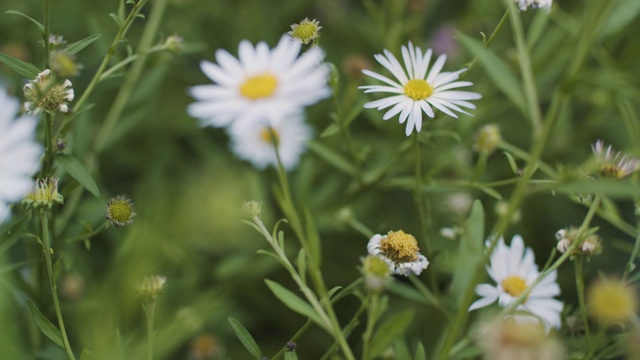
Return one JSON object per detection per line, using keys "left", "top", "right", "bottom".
{"left": 545, "top": 180, "right": 640, "bottom": 198}
{"left": 303, "top": 207, "right": 321, "bottom": 266}
{"left": 320, "top": 123, "right": 340, "bottom": 138}
{"left": 457, "top": 33, "right": 527, "bottom": 114}
{"left": 64, "top": 34, "right": 102, "bottom": 55}
{"left": 503, "top": 151, "right": 518, "bottom": 174}
{"left": 264, "top": 279, "right": 326, "bottom": 329}
{"left": 284, "top": 351, "right": 299, "bottom": 360}
{"left": 80, "top": 349, "right": 93, "bottom": 360}
{"left": 296, "top": 248, "right": 306, "bottom": 285}
{"left": 327, "top": 286, "right": 342, "bottom": 300}
{"left": 307, "top": 140, "right": 356, "bottom": 176}
{"left": 0, "top": 212, "right": 32, "bottom": 256}
{"left": 452, "top": 200, "right": 485, "bottom": 307}
{"left": 0, "top": 52, "right": 39, "bottom": 79}
{"left": 414, "top": 342, "right": 426, "bottom": 360}
{"left": 477, "top": 186, "right": 502, "bottom": 201}
{"left": 5, "top": 10, "right": 44, "bottom": 33}
{"left": 27, "top": 300, "right": 64, "bottom": 348}
{"left": 56, "top": 154, "right": 100, "bottom": 197}
{"left": 369, "top": 309, "right": 415, "bottom": 358}
{"left": 115, "top": 328, "right": 125, "bottom": 360}
{"left": 228, "top": 317, "right": 262, "bottom": 359}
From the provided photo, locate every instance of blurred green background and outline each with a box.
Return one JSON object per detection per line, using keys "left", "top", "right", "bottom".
{"left": 1, "top": 0, "right": 639, "bottom": 358}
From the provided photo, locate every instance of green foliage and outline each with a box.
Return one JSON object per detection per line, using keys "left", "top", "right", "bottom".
{"left": 227, "top": 317, "right": 263, "bottom": 359}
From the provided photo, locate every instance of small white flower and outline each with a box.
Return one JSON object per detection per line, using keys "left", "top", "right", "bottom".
{"left": 515, "top": 0, "right": 552, "bottom": 11}
{"left": 188, "top": 36, "right": 331, "bottom": 130}
{"left": 359, "top": 41, "right": 481, "bottom": 136}
{"left": 469, "top": 235, "right": 563, "bottom": 331}
{"left": 367, "top": 230, "right": 429, "bottom": 276}
{"left": 591, "top": 139, "right": 640, "bottom": 178}
{"left": 228, "top": 112, "right": 312, "bottom": 170}
{"left": 0, "top": 88, "right": 42, "bottom": 223}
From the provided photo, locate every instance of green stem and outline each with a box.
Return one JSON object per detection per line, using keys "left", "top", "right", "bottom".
{"left": 41, "top": 112, "right": 55, "bottom": 177}
{"left": 575, "top": 256, "right": 592, "bottom": 355}
{"left": 413, "top": 133, "right": 431, "bottom": 258}
{"left": 57, "top": 0, "right": 149, "bottom": 137}
{"left": 144, "top": 301, "right": 156, "bottom": 360}
{"left": 361, "top": 294, "right": 378, "bottom": 360}
{"left": 43, "top": 0, "right": 50, "bottom": 68}
{"left": 332, "top": 87, "right": 362, "bottom": 183}
{"left": 40, "top": 211, "right": 76, "bottom": 360}
{"left": 464, "top": 10, "right": 510, "bottom": 72}
{"left": 94, "top": 0, "right": 170, "bottom": 152}
{"left": 470, "top": 150, "right": 488, "bottom": 184}
{"left": 66, "top": 220, "right": 110, "bottom": 243}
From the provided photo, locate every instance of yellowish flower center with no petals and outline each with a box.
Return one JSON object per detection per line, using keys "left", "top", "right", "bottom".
{"left": 501, "top": 276, "right": 528, "bottom": 297}
{"left": 404, "top": 79, "right": 433, "bottom": 101}
{"left": 380, "top": 230, "right": 419, "bottom": 263}
{"left": 240, "top": 73, "right": 278, "bottom": 100}
{"left": 260, "top": 127, "right": 280, "bottom": 145}
{"left": 108, "top": 199, "right": 133, "bottom": 225}
{"left": 292, "top": 23, "right": 317, "bottom": 42}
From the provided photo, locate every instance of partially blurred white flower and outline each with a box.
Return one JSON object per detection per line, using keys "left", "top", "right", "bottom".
{"left": 515, "top": 0, "right": 552, "bottom": 11}
{"left": 288, "top": 18, "right": 322, "bottom": 45}
{"left": 359, "top": 41, "right": 481, "bottom": 136}
{"left": 469, "top": 235, "right": 563, "bottom": 331}
{"left": 591, "top": 139, "right": 640, "bottom": 178}
{"left": 188, "top": 36, "right": 330, "bottom": 130}
{"left": 0, "top": 88, "right": 42, "bottom": 223}
{"left": 228, "top": 112, "right": 312, "bottom": 170}
{"left": 367, "top": 230, "right": 429, "bottom": 276}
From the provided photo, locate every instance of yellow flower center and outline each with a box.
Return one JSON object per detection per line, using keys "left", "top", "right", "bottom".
{"left": 291, "top": 22, "right": 318, "bottom": 40}
{"left": 403, "top": 79, "right": 433, "bottom": 101}
{"left": 380, "top": 230, "right": 419, "bottom": 263}
{"left": 587, "top": 279, "right": 637, "bottom": 324}
{"left": 240, "top": 73, "right": 278, "bottom": 100}
{"left": 260, "top": 127, "right": 280, "bottom": 145}
{"left": 600, "top": 165, "right": 625, "bottom": 179}
{"left": 501, "top": 276, "right": 528, "bottom": 297}
{"left": 107, "top": 198, "right": 134, "bottom": 225}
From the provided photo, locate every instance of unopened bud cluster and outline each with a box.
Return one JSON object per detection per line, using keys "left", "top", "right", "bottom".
{"left": 555, "top": 227, "right": 602, "bottom": 256}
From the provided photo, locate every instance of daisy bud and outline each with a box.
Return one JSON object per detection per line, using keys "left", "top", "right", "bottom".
{"left": 242, "top": 200, "right": 263, "bottom": 218}
{"left": 288, "top": 18, "right": 322, "bottom": 45}
{"left": 50, "top": 50, "right": 82, "bottom": 78}
{"left": 361, "top": 255, "right": 391, "bottom": 293}
{"left": 474, "top": 124, "right": 501, "bottom": 155}
{"left": 138, "top": 274, "right": 167, "bottom": 302}
{"left": 23, "top": 178, "right": 63, "bottom": 210}
{"left": 105, "top": 195, "right": 136, "bottom": 227}
{"left": 164, "top": 35, "right": 185, "bottom": 54}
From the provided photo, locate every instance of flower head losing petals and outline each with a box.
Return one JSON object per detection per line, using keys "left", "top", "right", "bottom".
{"left": 515, "top": 0, "right": 552, "bottom": 11}
{"left": 105, "top": 195, "right": 136, "bottom": 227}
{"left": 139, "top": 274, "right": 167, "bottom": 302}
{"left": 360, "top": 41, "right": 481, "bottom": 136}
{"left": 587, "top": 278, "right": 637, "bottom": 325}
{"left": 367, "top": 230, "right": 429, "bottom": 276}
{"left": 228, "top": 112, "right": 312, "bottom": 170}
{"left": 288, "top": 18, "right": 322, "bottom": 45}
{"left": 188, "top": 36, "right": 330, "bottom": 130}
{"left": 23, "top": 178, "right": 64, "bottom": 210}
{"left": 469, "top": 235, "right": 563, "bottom": 331}
{"left": 0, "top": 88, "right": 42, "bottom": 222}
{"left": 591, "top": 140, "right": 640, "bottom": 178}
{"left": 23, "top": 69, "right": 74, "bottom": 113}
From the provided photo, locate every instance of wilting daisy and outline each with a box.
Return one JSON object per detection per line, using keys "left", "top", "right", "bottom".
{"left": 367, "top": 230, "right": 429, "bottom": 276}
{"left": 188, "top": 36, "right": 330, "bottom": 130}
{"left": 591, "top": 139, "right": 640, "bottom": 178}
{"left": 228, "top": 112, "right": 312, "bottom": 170}
{"left": 0, "top": 88, "right": 42, "bottom": 223}
{"left": 515, "top": 0, "right": 552, "bottom": 11}
{"left": 23, "top": 69, "right": 74, "bottom": 113}
{"left": 360, "top": 41, "right": 481, "bottom": 136}
{"left": 469, "top": 235, "right": 563, "bottom": 331}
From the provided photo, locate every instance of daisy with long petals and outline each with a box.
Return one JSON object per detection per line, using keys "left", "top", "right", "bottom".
{"left": 469, "top": 235, "right": 563, "bottom": 331}
{"left": 188, "top": 36, "right": 331, "bottom": 130}
{"left": 0, "top": 88, "right": 42, "bottom": 223}
{"left": 360, "top": 42, "right": 481, "bottom": 136}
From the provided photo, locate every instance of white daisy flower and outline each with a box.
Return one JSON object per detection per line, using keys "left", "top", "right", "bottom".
{"left": 515, "top": 0, "right": 552, "bottom": 11}
{"left": 188, "top": 36, "right": 331, "bottom": 130}
{"left": 0, "top": 88, "right": 42, "bottom": 223}
{"left": 469, "top": 235, "right": 563, "bottom": 331}
{"left": 359, "top": 41, "right": 481, "bottom": 136}
{"left": 367, "top": 230, "right": 429, "bottom": 276}
{"left": 227, "top": 112, "right": 312, "bottom": 170}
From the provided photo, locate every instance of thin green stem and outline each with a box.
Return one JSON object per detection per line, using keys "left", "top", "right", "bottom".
{"left": 43, "top": 0, "right": 50, "bottom": 68}
{"left": 144, "top": 301, "right": 156, "bottom": 360}
{"left": 361, "top": 293, "right": 378, "bottom": 360}
{"left": 94, "top": 0, "right": 170, "bottom": 152}
{"left": 65, "top": 220, "right": 110, "bottom": 243}
{"left": 40, "top": 211, "right": 76, "bottom": 360}
{"left": 413, "top": 133, "right": 431, "bottom": 258}
{"left": 41, "top": 112, "right": 55, "bottom": 177}
{"left": 470, "top": 150, "right": 489, "bottom": 184}
{"left": 464, "top": 10, "right": 510, "bottom": 72}
{"left": 575, "top": 256, "right": 592, "bottom": 355}
{"left": 57, "top": 0, "right": 149, "bottom": 137}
